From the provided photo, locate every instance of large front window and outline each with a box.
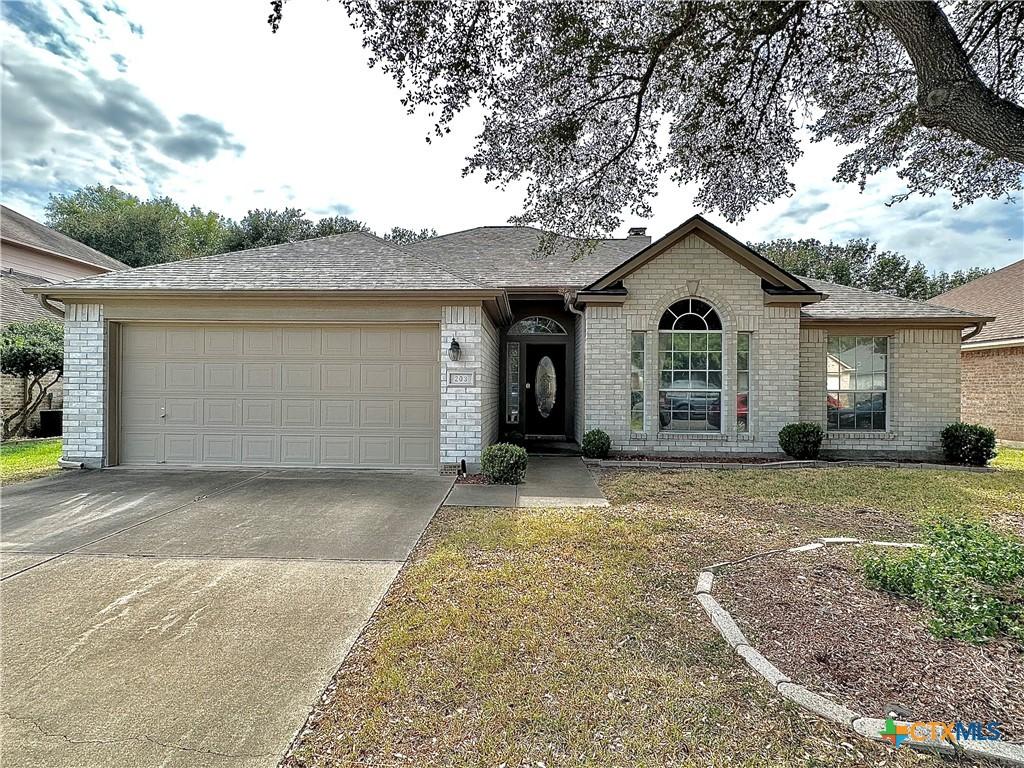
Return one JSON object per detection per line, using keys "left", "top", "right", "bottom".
{"left": 827, "top": 336, "right": 888, "bottom": 430}
{"left": 658, "top": 299, "right": 723, "bottom": 432}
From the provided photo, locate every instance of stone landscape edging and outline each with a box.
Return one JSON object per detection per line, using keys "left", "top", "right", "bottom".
{"left": 585, "top": 458, "right": 993, "bottom": 472}
{"left": 694, "top": 537, "right": 1024, "bottom": 766}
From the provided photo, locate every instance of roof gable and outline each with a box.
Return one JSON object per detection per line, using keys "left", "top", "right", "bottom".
{"left": 585, "top": 214, "right": 813, "bottom": 293}
{"left": 1, "top": 205, "right": 128, "bottom": 272}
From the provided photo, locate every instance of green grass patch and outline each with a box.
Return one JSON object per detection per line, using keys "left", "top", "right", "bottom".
{"left": 994, "top": 446, "right": 1024, "bottom": 471}
{"left": 860, "top": 518, "right": 1024, "bottom": 643}
{"left": 0, "top": 438, "right": 62, "bottom": 484}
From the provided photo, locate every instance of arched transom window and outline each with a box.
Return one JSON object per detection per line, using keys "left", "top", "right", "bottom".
{"left": 658, "top": 299, "right": 723, "bottom": 432}
{"left": 509, "top": 316, "right": 567, "bottom": 335}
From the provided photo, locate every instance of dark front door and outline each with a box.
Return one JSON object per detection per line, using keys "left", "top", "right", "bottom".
{"left": 524, "top": 344, "right": 566, "bottom": 437}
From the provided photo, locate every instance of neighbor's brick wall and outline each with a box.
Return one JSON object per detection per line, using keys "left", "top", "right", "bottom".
{"left": 582, "top": 233, "right": 800, "bottom": 455}
{"left": 441, "top": 305, "right": 498, "bottom": 470}
{"left": 798, "top": 327, "right": 962, "bottom": 459}
{"left": 63, "top": 303, "right": 106, "bottom": 467}
{"left": 960, "top": 345, "right": 1023, "bottom": 442}
{"left": 1, "top": 373, "right": 63, "bottom": 437}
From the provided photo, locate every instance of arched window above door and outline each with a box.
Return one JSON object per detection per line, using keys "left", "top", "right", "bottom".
{"left": 658, "top": 298, "right": 722, "bottom": 331}
{"left": 508, "top": 316, "right": 567, "bottom": 335}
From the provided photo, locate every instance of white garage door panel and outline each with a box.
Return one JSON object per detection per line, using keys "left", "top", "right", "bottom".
{"left": 119, "top": 324, "right": 439, "bottom": 469}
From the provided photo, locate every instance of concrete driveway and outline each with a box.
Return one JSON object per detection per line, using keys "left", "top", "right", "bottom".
{"left": 0, "top": 468, "right": 453, "bottom": 768}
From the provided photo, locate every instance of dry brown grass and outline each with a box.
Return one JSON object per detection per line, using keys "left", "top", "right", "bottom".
{"left": 285, "top": 457, "right": 1023, "bottom": 767}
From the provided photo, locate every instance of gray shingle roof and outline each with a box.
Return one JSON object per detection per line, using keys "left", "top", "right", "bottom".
{"left": 405, "top": 226, "right": 647, "bottom": 288}
{"left": 2, "top": 271, "right": 55, "bottom": 326}
{"left": 1, "top": 206, "right": 128, "bottom": 272}
{"left": 800, "top": 277, "right": 986, "bottom": 322}
{"left": 40, "top": 231, "right": 488, "bottom": 293}
{"left": 927, "top": 259, "right": 1024, "bottom": 344}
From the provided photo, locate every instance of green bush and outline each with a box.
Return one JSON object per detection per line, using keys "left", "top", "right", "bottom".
{"left": 480, "top": 443, "right": 528, "bottom": 484}
{"left": 860, "top": 518, "right": 1024, "bottom": 643}
{"left": 941, "top": 422, "right": 997, "bottom": 466}
{"left": 581, "top": 429, "right": 611, "bottom": 459}
{"left": 778, "top": 422, "right": 824, "bottom": 460}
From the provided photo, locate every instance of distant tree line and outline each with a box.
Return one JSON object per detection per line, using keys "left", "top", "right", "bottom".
{"left": 45, "top": 185, "right": 437, "bottom": 268}
{"left": 753, "top": 238, "right": 990, "bottom": 300}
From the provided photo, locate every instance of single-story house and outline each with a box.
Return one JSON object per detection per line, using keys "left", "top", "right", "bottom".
{"left": 25, "top": 215, "right": 990, "bottom": 471}
{"left": 928, "top": 259, "right": 1023, "bottom": 443}
{"left": 1, "top": 205, "right": 128, "bottom": 437}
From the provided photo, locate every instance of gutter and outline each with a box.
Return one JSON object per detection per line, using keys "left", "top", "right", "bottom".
{"left": 37, "top": 293, "right": 64, "bottom": 318}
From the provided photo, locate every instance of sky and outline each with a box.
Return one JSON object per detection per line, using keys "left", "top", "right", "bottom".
{"left": 2, "top": 0, "right": 1021, "bottom": 273}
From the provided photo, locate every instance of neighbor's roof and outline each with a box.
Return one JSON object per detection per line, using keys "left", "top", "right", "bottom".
{"left": 926, "top": 259, "right": 1024, "bottom": 345}
{"left": 405, "top": 226, "right": 646, "bottom": 288}
{"left": 28, "top": 231, "right": 490, "bottom": 294}
{"left": 800, "top": 277, "right": 989, "bottom": 324}
{"left": 1, "top": 205, "right": 128, "bottom": 272}
{"left": 1, "top": 271, "right": 54, "bottom": 326}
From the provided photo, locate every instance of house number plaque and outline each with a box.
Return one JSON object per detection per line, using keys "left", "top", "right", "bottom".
{"left": 447, "top": 371, "right": 475, "bottom": 386}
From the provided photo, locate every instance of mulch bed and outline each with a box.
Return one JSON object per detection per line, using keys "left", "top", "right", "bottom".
{"left": 715, "top": 547, "right": 1024, "bottom": 743}
{"left": 455, "top": 473, "right": 491, "bottom": 485}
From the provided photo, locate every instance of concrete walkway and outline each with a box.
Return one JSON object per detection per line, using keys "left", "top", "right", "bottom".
{"left": 444, "top": 456, "right": 608, "bottom": 508}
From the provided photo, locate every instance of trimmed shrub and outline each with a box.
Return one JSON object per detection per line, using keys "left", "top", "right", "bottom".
{"left": 480, "top": 443, "right": 528, "bottom": 484}
{"left": 860, "top": 518, "right": 1024, "bottom": 643}
{"left": 778, "top": 422, "right": 823, "bottom": 460}
{"left": 941, "top": 422, "right": 997, "bottom": 466}
{"left": 581, "top": 429, "right": 611, "bottom": 459}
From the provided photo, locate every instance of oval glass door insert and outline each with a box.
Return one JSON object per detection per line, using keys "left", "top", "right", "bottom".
{"left": 535, "top": 355, "right": 557, "bottom": 418}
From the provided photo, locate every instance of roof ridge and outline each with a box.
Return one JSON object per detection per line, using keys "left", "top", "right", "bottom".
{"left": 359, "top": 230, "right": 490, "bottom": 289}
{"left": 929, "top": 257, "right": 1024, "bottom": 301}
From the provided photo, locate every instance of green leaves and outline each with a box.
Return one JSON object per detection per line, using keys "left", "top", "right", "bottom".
{"left": 0, "top": 320, "right": 63, "bottom": 380}
{"left": 860, "top": 518, "right": 1024, "bottom": 643}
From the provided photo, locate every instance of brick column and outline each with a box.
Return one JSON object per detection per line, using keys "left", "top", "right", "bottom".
{"left": 440, "top": 305, "right": 486, "bottom": 472}
{"left": 63, "top": 304, "right": 106, "bottom": 467}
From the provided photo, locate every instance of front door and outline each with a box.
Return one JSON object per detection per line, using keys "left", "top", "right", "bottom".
{"left": 524, "top": 344, "right": 566, "bottom": 438}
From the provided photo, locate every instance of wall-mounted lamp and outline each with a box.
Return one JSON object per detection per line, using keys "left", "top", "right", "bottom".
{"left": 448, "top": 337, "right": 462, "bottom": 362}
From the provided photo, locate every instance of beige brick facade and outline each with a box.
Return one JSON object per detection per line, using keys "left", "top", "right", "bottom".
{"left": 440, "top": 304, "right": 498, "bottom": 470}
{"left": 62, "top": 303, "right": 106, "bottom": 467}
{"left": 960, "top": 345, "right": 1024, "bottom": 442}
{"left": 799, "top": 327, "right": 962, "bottom": 459}
{"left": 580, "top": 234, "right": 962, "bottom": 459}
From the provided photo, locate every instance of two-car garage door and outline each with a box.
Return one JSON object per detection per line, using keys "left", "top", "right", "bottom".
{"left": 118, "top": 323, "right": 439, "bottom": 470}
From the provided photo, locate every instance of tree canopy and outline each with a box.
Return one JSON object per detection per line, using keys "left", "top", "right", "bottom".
{"left": 269, "top": 1, "right": 1024, "bottom": 239}
{"left": 45, "top": 186, "right": 436, "bottom": 266}
{"left": 753, "top": 237, "right": 991, "bottom": 300}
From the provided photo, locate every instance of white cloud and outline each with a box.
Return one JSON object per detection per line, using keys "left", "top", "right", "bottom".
{"left": 2, "top": 0, "right": 1020, "bottom": 274}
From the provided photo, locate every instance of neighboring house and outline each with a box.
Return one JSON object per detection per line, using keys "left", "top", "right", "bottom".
{"left": 26, "top": 215, "right": 988, "bottom": 470}
{"left": 1, "top": 205, "right": 128, "bottom": 436}
{"left": 928, "top": 259, "right": 1024, "bottom": 443}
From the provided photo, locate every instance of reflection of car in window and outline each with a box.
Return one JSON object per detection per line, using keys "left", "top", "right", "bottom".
{"left": 659, "top": 391, "right": 722, "bottom": 430}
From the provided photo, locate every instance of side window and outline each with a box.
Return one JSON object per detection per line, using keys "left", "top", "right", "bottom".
{"left": 630, "top": 332, "right": 645, "bottom": 431}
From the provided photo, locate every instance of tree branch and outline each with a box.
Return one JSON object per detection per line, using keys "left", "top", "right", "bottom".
{"left": 864, "top": 0, "right": 1024, "bottom": 162}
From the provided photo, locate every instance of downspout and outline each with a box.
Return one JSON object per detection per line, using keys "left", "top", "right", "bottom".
{"left": 961, "top": 321, "right": 986, "bottom": 343}
{"left": 562, "top": 289, "right": 585, "bottom": 319}
{"left": 37, "top": 293, "right": 65, "bottom": 319}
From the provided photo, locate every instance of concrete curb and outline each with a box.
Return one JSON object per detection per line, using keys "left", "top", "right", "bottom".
{"left": 587, "top": 458, "right": 994, "bottom": 473}
{"left": 694, "top": 539, "right": 1024, "bottom": 765}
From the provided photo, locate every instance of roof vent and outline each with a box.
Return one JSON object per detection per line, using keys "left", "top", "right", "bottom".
{"left": 628, "top": 227, "right": 647, "bottom": 237}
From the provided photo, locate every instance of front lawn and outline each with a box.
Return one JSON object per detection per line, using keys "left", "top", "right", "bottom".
{"left": 286, "top": 451, "right": 1024, "bottom": 767}
{"left": 0, "top": 438, "right": 62, "bottom": 484}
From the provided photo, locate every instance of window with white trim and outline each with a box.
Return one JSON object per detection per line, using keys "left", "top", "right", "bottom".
{"left": 630, "top": 331, "right": 645, "bottom": 432}
{"left": 736, "top": 332, "right": 751, "bottom": 433}
{"left": 826, "top": 336, "right": 888, "bottom": 431}
{"left": 658, "top": 299, "right": 723, "bottom": 432}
